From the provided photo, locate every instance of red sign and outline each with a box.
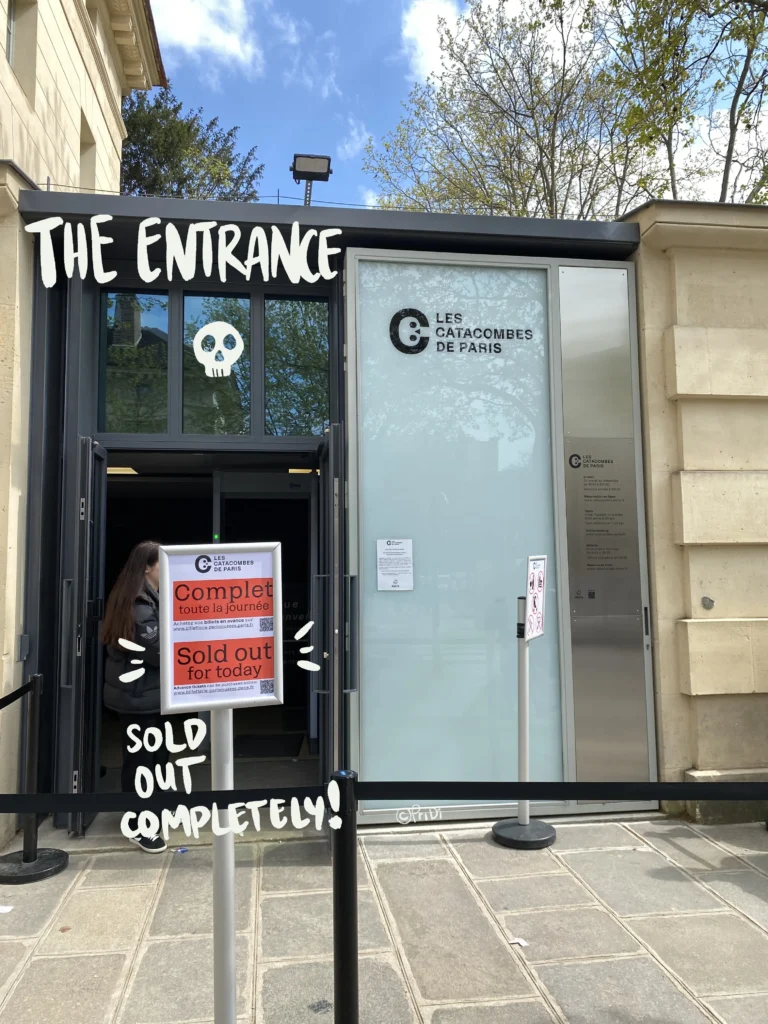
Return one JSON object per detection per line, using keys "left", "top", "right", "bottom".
{"left": 172, "top": 578, "right": 274, "bottom": 621}
{"left": 159, "top": 544, "right": 283, "bottom": 713}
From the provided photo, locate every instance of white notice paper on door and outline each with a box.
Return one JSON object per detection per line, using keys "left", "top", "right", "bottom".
{"left": 377, "top": 540, "right": 414, "bottom": 591}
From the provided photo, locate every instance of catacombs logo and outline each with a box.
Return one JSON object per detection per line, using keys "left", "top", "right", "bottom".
{"left": 389, "top": 308, "right": 430, "bottom": 354}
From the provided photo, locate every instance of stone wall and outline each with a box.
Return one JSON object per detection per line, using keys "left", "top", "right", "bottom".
{"left": 626, "top": 201, "right": 768, "bottom": 821}
{"left": 0, "top": 0, "right": 162, "bottom": 846}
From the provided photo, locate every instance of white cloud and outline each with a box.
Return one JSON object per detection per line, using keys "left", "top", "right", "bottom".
{"left": 401, "top": 0, "right": 462, "bottom": 81}
{"left": 150, "top": 0, "right": 264, "bottom": 75}
{"left": 269, "top": 11, "right": 304, "bottom": 46}
{"left": 338, "top": 117, "right": 372, "bottom": 161}
{"left": 401, "top": 0, "right": 583, "bottom": 82}
{"left": 360, "top": 188, "right": 379, "bottom": 208}
{"left": 282, "top": 30, "right": 341, "bottom": 100}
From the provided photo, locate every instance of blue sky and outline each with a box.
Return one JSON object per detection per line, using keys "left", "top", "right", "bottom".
{"left": 148, "top": 0, "right": 468, "bottom": 209}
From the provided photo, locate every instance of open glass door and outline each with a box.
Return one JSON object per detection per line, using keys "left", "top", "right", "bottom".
{"left": 55, "top": 437, "right": 107, "bottom": 834}
{"left": 315, "top": 423, "right": 346, "bottom": 778}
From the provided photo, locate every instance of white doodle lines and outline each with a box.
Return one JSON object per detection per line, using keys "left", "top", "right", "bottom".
{"left": 294, "top": 619, "right": 321, "bottom": 672}
{"left": 117, "top": 618, "right": 321, "bottom": 685}
{"left": 118, "top": 637, "right": 147, "bottom": 683}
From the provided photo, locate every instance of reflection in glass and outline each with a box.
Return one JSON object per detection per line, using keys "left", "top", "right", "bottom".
{"left": 265, "top": 298, "right": 329, "bottom": 436}
{"left": 356, "top": 261, "right": 563, "bottom": 806}
{"left": 101, "top": 291, "right": 168, "bottom": 433}
{"left": 183, "top": 295, "right": 250, "bottom": 434}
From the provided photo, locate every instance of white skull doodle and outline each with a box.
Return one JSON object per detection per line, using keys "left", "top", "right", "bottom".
{"left": 192, "top": 321, "right": 244, "bottom": 377}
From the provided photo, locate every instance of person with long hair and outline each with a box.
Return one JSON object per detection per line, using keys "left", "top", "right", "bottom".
{"left": 101, "top": 539, "right": 168, "bottom": 853}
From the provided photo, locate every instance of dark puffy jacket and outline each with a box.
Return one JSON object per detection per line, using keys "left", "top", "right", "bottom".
{"left": 103, "top": 584, "right": 161, "bottom": 714}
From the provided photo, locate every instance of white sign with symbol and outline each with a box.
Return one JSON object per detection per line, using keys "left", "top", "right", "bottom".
{"left": 525, "top": 555, "right": 547, "bottom": 641}
{"left": 377, "top": 539, "right": 414, "bottom": 591}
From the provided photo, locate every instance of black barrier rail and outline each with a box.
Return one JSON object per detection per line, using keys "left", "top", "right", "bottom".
{"left": 1, "top": 780, "right": 767, "bottom": 815}
{"left": 2, "top": 772, "right": 767, "bottom": 1024}
{"left": 0, "top": 681, "right": 33, "bottom": 713}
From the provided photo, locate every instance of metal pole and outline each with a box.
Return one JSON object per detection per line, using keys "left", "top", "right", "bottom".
{"left": 332, "top": 769, "right": 358, "bottom": 1024}
{"left": 211, "top": 707, "right": 236, "bottom": 1024}
{"left": 0, "top": 674, "right": 69, "bottom": 882}
{"left": 491, "top": 598, "right": 556, "bottom": 850}
{"left": 517, "top": 596, "right": 530, "bottom": 828}
{"left": 22, "top": 675, "right": 42, "bottom": 863}
{"left": 304, "top": 180, "right": 313, "bottom": 206}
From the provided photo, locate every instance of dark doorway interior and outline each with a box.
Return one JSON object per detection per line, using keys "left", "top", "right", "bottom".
{"left": 222, "top": 496, "right": 311, "bottom": 744}
{"left": 99, "top": 467, "right": 317, "bottom": 797}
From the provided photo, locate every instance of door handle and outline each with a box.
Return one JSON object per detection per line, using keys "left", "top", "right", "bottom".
{"left": 343, "top": 574, "right": 358, "bottom": 694}
{"left": 60, "top": 580, "right": 73, "bottom": 689}
{"left": 311, "top": 573, "right": 329, "bottom": 694}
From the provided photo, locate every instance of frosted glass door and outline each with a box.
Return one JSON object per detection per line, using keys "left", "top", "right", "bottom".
{"left": 354, "top": 258, "right": 563, "bottom": 806}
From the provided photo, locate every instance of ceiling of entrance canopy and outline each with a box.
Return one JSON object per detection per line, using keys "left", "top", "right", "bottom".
{"left": 106, "top": 449, "right": 320, "bottom": 475}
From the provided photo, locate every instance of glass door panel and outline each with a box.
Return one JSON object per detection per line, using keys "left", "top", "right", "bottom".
{"left": 354, "top": 259, "right": 564, "bottom": 809}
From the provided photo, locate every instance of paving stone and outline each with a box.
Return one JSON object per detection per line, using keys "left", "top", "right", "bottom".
{"left": 501, "top": 907, "right": 641, "bottom": 961}
{"left": 375, "top": 859, "right": 532, "bottom": 1001}
{"left": 536, "top": 955, "right": 712, "bottom": 1024}
{"left": 81, "top": 851, "right": 167, "bottom": 888}
{"left": 149, "top": 844, "right": 255, "bottom": 936}
{"left": 0, "top": 864, "right": 79, "bottom": 937}
{"left": 548, "top": 824, "right": 640, "bottom": 851}
{"left": 429, "top": 1002, "right": 556, "bottom": 1023}
{"left": 628, "top": 821, "right": 745, "bottom": 872}
{"left": 700, "top": 869, "right": 768, "bottom": 930}
{"left": 693, "top": 824, "right": 768, "bottom": 873}
{"left": 0, "top": 943, "right": 26, "bottom": 991}
{"left": 261, "top": 956, "right": 416, "bottom": 1024}
{"left": 446, "top": 833, "right": 563, "bottom": 878}
{"left": 39, "top": 886, "right": 152, "bottom": 953}
{"left": 707, "top": 995, "right": 768, "bottom": 1024}
{"left": 479, "top": 873, "right": 595, "bottom": 913}
{"left": 629, "top": 913, "right": 768, "bottom": 995}
{"left": 261, "top": 839, "right": 368, "bottom": 891}
{"left": 260, "top": 889, "right": 389, "bottom": 959}
{"left": 561, "top": 849, "right": 723, "bottom": 916}
{"left": 121, "top": 935, "right": 249, "bottom": 1023}
{"left": 0, "top": 953, "right": 126, "bottom": 1024}
{"left": 364, "top": 835, "right": 447, "bottom": 862}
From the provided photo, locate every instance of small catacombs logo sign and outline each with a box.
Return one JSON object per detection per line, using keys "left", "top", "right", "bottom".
{"left": 389, "top": 308, "right": 430, "bottom": 354}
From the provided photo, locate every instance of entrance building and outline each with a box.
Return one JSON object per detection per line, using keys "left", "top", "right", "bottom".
{"left": 18, "top": 190, "right": 656, "bottom": 830}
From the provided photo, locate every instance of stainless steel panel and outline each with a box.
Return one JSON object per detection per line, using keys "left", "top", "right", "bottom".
{"left": 559, "top": 266, "right": 652, "bottom": 785}
{"left": 559, "top": 267, "right": 634, "bottom": 439}
{"left": 571, "top": 615, "right": 650, "bottom": 784}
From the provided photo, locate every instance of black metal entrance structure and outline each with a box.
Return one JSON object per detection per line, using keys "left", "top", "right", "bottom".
{"left": 18, "top": 189, "right": 639, "bottom": 832}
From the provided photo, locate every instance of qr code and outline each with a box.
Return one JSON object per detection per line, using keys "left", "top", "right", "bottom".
{"left": 260, "top": 679, "right": 275, "bottom": 694}
{"left": 259, "top": 617, "right": 274, "bottom": 632}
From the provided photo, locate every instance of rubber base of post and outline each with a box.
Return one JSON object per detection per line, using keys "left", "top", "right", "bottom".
{"left": 491, "top": 818, "right": 557, "bottom": 850}
{"left": 0, "top": 848, "right": 69, "bottom": 884}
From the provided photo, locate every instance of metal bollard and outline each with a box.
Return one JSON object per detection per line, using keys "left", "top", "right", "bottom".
{"left": 331, "top": 769, "right": 359, "bottom": 1024}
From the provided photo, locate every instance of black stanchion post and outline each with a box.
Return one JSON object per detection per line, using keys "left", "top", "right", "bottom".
{"left": 332, "top": 769, "right": 358, "bottom": 1024}
{"left": 0, "top": 675, "right": 69, "bottom": 883}
{"left": 22, "top": 674, "right": 42, "bottom": 864}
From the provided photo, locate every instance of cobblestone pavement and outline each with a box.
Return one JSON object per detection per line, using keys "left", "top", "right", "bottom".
{"left": 0, "top": 816, "right": 767, "bottom": 1022}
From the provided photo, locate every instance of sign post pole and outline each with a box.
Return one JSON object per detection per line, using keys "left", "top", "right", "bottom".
{"left": 211, "top": 707, "right": 236, "bottom": 1024}
{"left": 517, "top": 595, "right": 530, "bottom": 829}
{"left": 159, "top": 542, "right": 284, "bottom": 1024}
{"left": 492, "top": 558, "right": 556, "bottom": 850}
